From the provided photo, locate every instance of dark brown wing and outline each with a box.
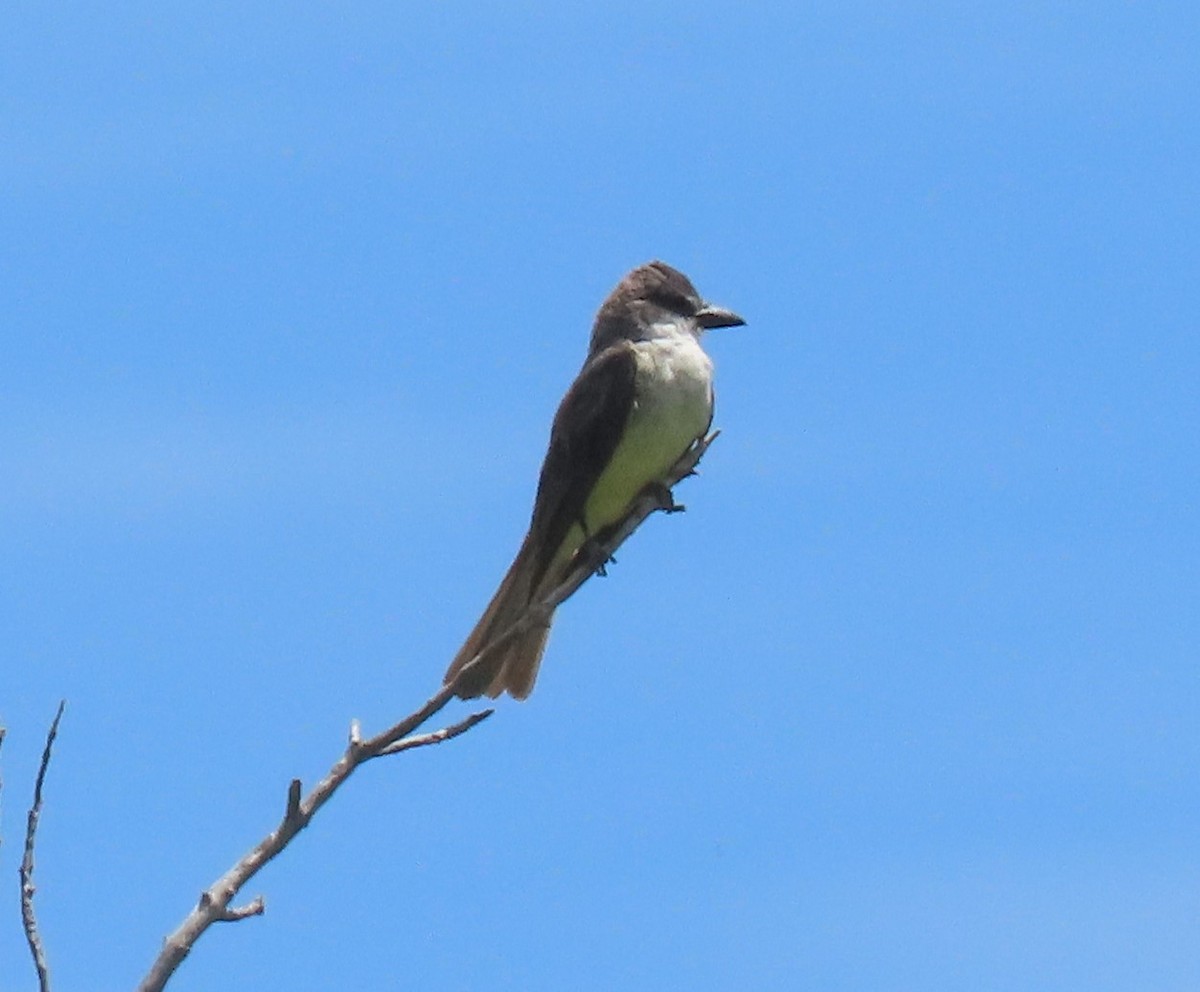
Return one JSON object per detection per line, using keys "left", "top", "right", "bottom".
{"left": 525, "top": 341, "right": 638, "bottom": 589}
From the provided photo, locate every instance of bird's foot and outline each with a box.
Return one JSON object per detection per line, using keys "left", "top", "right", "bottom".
{"left": 645, "top": 481, "right": 685, "bottom": 514}
{"left": 576, "top": 537, "right": 617, "bottom": 577}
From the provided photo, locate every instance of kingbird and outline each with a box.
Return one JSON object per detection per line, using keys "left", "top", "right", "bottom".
{"left": 444, "top": 261, "right": 744, "bottom": 699}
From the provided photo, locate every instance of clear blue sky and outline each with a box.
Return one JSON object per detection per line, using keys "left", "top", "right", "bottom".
{"left": 3, "top": 3, "right": 1198, "bottom": 989}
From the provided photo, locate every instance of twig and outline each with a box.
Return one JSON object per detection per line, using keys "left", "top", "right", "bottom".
{"left": 0, "top": 724, "right": 6, "bottom": 857}
{"left": 135, "top": 433, "right": 717, "bottom": 992}
{"left": 376, "top": 709, "right": 494, "bottom": 756}
{"left": 21, "top": 701, "right": 66, "bottom": 992}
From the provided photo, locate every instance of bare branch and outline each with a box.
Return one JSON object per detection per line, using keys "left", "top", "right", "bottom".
{"left": 134, "top": 685, "right": 492, "bottom": 992}
{"left": 21, "top": 700, "right": 66, "bottom": 992}
{"left": 0, "top": 724, "right": 6, "bottom": 857}
{"left": 376, "top": 709, "right": 494, "bottom": 757}
{"left": 135, "top": 433, "right": 717, "bottom": 992}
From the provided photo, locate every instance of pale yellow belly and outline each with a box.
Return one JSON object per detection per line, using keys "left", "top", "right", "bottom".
{"left": 554, "top": 335, "right": 713, "bottom": 569}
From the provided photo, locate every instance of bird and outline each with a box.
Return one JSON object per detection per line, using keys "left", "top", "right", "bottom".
{"left": 443, "top": 261, "right": 744, "bottom": 699}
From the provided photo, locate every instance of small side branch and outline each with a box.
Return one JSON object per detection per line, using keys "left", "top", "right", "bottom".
{"left": 21, "top": 701, "right": 66, "bottom": 992}
{"left": 376, "top": 709, "right": 494, "bottom": 757}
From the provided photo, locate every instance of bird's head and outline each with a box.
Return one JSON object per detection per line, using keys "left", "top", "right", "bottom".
{"left": 589, "top": 261, "right": 744, "bottom": 355}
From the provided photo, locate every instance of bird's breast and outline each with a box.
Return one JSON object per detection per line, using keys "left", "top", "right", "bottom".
{"left": 629, "top": 334, "right": 715, "bottom": 438}
{"left": 578, "top": 335, "right": 714, "bottom": 536}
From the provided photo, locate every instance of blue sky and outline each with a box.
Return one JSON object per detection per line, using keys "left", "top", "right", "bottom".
{"left": 2, "top": 3, "right": 1198, "bottom": 989}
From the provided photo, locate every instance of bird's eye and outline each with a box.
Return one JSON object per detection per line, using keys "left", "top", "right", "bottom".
{"left": 650, "top": 289, "right": 693, "bottom": 315}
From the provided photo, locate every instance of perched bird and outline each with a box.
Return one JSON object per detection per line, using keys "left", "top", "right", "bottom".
{"left": 444, "top": 261, "right": 744, "bottom": 699}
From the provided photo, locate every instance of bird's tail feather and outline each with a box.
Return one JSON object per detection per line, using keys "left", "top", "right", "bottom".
{"left": 483, "top": 624, "right": 550, "bottom": 700}
{"left": 444, "top": 534, "right": 555, "bottom": 700}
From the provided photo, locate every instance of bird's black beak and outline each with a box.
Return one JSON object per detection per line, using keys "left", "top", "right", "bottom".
{"left": 693, "top": 303, "right": 746, "bottom": 329}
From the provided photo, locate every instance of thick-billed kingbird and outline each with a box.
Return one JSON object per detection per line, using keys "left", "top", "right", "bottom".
{"left": 444, "top": 261, "right": 744, "bottom": 699}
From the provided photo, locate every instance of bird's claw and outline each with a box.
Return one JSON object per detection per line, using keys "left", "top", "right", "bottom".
{"left": 645, "top": 481, "right": 685, "bottom": 514}
{"left": 576, "top": 537, "right": 616, "bottom": 577}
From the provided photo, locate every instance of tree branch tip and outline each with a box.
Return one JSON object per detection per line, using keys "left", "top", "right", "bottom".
{"left": 284, "top": 779, "right": 302, "bottom": 822}
{"left": 43, "top": 701, "right": 66, "bottom": 748}
{"left": 375, "top": 707, "right": 495, "bottom": 757}
{"left": 348, "top": 719, "right": 362, "bottom": 746}
{"left": 219, "top": 896, "right": 266, "bottom": 922}
{"left": 20, "top": 696, "right": 66, "bottom": 991}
